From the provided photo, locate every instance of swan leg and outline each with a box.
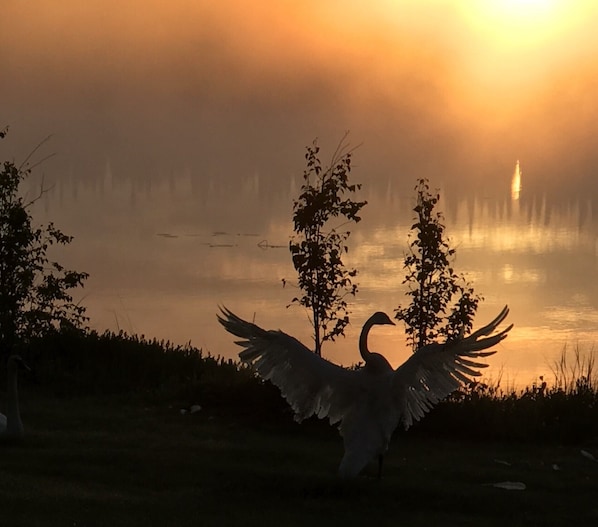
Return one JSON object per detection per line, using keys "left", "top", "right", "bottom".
{"left": 338, "top": 448, "right": 374, "bottom": 478}
{"left": 378, "top": 455, "right": 384, "bottom": 479}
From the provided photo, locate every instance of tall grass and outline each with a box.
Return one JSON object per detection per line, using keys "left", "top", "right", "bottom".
{"left": 414, "top": 345, "right": 598, "bottom": 443}
{"left": 550, "top": 343, "right": 597, "bottom": 395}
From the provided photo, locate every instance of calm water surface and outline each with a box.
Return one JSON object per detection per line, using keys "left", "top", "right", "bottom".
{"left": 29, "top": 167, "right": 598, "bottom": 389}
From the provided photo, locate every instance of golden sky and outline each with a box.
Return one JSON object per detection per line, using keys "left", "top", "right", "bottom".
{"left": 3, "top": 0, "right": 598, "bottom": 194}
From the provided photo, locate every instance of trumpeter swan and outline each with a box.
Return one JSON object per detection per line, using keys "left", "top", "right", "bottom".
{"left": 0, "top": 355, "right": 28, "bottom": 438}
{"left": 218, "top": 306, "right": 512, "bottom": 477}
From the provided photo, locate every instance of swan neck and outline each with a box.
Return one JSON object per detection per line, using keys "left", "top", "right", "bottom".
{"left": 6, "top": 361, "right": 23, "bottom": 437}
{"left": 359, "top": 319, "right": 375, "bottom": 361}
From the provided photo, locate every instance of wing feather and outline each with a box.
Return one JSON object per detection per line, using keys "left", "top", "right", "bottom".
{"left": 217, "top": 307, "right": 357, "bottom": 425}
{"left": 393, "top": 306, "right": 512, "bottom": 429}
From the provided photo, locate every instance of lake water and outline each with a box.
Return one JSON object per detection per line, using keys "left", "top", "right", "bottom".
{"left": 28, "top": 164, "right": 598, "bottom": 389}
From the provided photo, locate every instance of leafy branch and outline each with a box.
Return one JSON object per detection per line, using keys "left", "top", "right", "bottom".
{"left": 288, "top": 136, "right": 367, "bottom": 355}
{"left": 395, "top": 179, "right": 482, "bottom": 351}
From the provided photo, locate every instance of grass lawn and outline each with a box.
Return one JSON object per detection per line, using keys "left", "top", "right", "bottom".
{"left": 1, "top": 390, "right": 597, "bottom": 527}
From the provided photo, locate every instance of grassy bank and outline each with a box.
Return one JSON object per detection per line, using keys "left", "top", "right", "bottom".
{"left": 0, "top": 330, "right": 597, "bottom": 524}
{"left": 1, "top": 392, "right": 597, "bottom": 526}
{"left": 17, "top": 328, "right": 598, "bottom": 443}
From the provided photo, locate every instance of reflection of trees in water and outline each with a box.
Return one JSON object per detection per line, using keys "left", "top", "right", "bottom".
{"left": 33, "top": 163, "right": 598, "bottom": 250}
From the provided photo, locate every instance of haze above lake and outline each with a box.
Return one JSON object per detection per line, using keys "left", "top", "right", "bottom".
{"left": 3, "top": 0, "right": 598, "bottom": 387}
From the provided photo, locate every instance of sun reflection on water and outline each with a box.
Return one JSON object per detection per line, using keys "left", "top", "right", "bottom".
{"left": 511, "top": 160, "right": 522, "bottom": 201}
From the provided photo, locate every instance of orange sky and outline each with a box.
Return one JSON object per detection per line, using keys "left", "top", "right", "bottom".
{"left": 3, "top": 0, "right": 598, "bottom": 195}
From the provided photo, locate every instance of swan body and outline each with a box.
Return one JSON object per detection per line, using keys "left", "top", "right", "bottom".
{"left": 0, "top": 355, "right": 27, "bottom": 438}
{"left": 218, "top": 306, "right": 512, "bottom": 477}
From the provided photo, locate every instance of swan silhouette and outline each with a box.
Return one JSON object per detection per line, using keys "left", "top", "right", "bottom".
{"left": 218, "top": 306, "right": 512, "bottom": 477}
{"left": 0, "top": 355, "right": 28, "bottom": 438}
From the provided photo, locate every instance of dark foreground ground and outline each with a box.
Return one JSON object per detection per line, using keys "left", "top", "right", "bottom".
{"left": 1, "top": 392, "right": 597, "bottom": 527}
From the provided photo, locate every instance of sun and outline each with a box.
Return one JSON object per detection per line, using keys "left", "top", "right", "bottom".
{"left": 494, "top": 0, "right": 557, "bottom": 17}
{"left": 461, "top": 0, "right": 568, "bottom": 49}
{"left": 451, "top": 0, "right": 596, "bottom": 121}
{"left": 483, "top": 0, "right": 560, "bottom": 28}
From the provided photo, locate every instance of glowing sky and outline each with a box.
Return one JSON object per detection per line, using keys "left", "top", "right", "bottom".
{"left": 3, "top": 0, "right": 598, "bottom": 196}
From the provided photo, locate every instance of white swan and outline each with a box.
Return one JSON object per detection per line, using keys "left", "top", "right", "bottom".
{"left": 0, "top": 355, "right": 28, "bottom": 438}
{"left": 218, "top": 306, "right": 512, "bottom": 477}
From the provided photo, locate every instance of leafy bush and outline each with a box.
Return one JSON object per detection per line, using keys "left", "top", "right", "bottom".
{"left": 1, "top": 131, "right": 88, "bottom": 358}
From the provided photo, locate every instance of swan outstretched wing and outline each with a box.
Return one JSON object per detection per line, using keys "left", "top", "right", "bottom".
{"left": 217, "top": 307, "right": 358, "bottom": 424}
{"left": 392, "top": 306, "right": 512, "bottom": 429}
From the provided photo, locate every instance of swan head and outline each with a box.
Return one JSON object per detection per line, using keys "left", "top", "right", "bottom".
{"left": 7, "top": 355, "right": 30, "bottom": 374}
{"left": 368, "top": 312, "right": 395, "bottom": 327}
